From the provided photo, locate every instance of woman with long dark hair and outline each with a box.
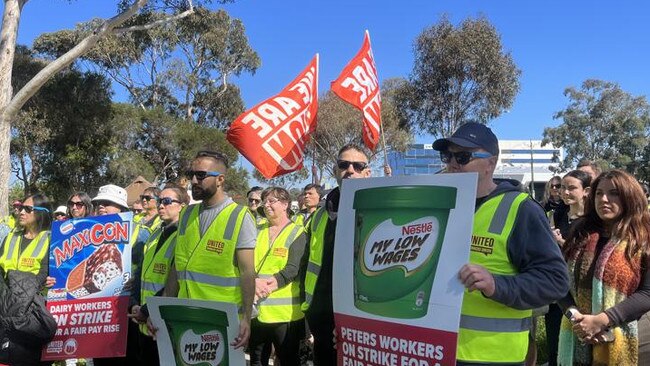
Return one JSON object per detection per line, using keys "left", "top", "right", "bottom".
{"left": 558, "top": 170, "right": 650, "bottom": 365}
{"left": 552, "top": 170, "right": 592, "bottom": 246}
{"left": 545, "top": 170, "right": 592, "bottom": 366}
{"left": 0, "top": 194, "right": 56, "bottom": 365}
{"left": 66, "top": 191, "right": 93, "bottom": 219}
{"left": 0, "top": 193, "right": 52, "bottom": 281}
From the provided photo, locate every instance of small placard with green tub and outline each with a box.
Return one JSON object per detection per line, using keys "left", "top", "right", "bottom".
{"left": 148, "top": 298, "right": 245, "bottom": 366}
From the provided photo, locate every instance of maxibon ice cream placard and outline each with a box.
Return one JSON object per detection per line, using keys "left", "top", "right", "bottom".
{"left": 42, "top": 213, "right": 133, "bottom": 361}
{"left": 334, "top": 174, "right": 477, "bottom": 366}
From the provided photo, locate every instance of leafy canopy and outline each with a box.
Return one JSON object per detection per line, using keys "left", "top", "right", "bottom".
{"left": 406, "top": 15, "right": 520, "bottom": 137}
{"left": 542, "top": 79, "right": 650, "bottom": 176}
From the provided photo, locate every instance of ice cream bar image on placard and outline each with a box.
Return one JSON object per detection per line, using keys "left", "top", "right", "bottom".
{"left": 66, "top": 244, "right": 123, "bottom": 298}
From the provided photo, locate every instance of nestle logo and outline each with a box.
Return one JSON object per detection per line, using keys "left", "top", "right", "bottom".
{"left": 401, "top": 222, "right": 433, "bottom": 235}
{"left": 60, "top": 222, "right": 74, "bottom": 234}
{"left": 201, "top": 334, "right": 220, "bottom": 342}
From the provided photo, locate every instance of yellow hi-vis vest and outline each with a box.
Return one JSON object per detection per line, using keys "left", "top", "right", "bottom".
{"left": 301, "top": 207, "right": 328, "bottom": 311}
{"left": 133, "top": 212, "right": 146, "bottom": 224}
{"left": 139, "top": 225, "right": 177, "bottom": 334}
{"left": 175, "top": 202, "right": 247, "bottom": 304}
{"left": 1, "top": 215, "right": 16, "bottom": 229}
{"left": 255, "top": 222, "right": 304, "bottom": 323}
{"left": 457, "top": 191, "right": 533, "bottom": 364}
{"left": 0, "top": 230, "right": 50, "bottom": 275}
{"left": 130, "top": 223, "right": 145, "bottom": 274}
{"left": 292, "top": 214, "right": 303, "bottom": 227}
{"left": 142, "top": 215, "right": 162, "bottom": 233}
{"left": 255, "top": 216, "right": 268, "bottom": 228}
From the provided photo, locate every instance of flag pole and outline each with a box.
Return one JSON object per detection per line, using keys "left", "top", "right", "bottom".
{"left": 379, "top": 119, "right": 392, "bottom": 176}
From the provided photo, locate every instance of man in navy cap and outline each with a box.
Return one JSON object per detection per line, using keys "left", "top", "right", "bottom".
{"left": 433, "top": 122, "right": 569, "bottom": 366}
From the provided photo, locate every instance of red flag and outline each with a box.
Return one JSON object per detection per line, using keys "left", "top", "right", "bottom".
{"left": 227, "top": 55, "right": 319, "bottom": 179}
{"left": 331, "top": 30, "right": 381, "bottom": 150}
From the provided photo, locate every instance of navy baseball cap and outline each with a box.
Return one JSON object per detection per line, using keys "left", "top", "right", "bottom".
{"left": 432, "top": 122, "right": 499, "bottom": 156}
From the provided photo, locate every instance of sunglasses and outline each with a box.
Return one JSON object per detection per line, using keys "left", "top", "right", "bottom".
{"left": 337, "top": 160, "right": 369, "bottom": 173}
{"left": 550, "top": 184, "right": 561, "bottom": 189}
{"left": 68, "top": 201, "right": 84, "bottom": 209}
{"left": 55, "top": 212, "right": 67, "bottom": 217}
{"left": 140, "top": 195, "right": 158, "bottom": 202}
{"left": 18, "top": 205, "right": 50, "bottom": 214}
{"left": 186, "top": 170, "right": 221, "bottom": 180}
{"left": 158, "top": 197, "right": 182, "bottom": 206}
{"left": 248, "top": 198, "right": 261, "bottom": 205}
{"left": 133, "top": 209, "right": 143, "bottom": 214}
{"left": 440, "top": 151, "right": 493, "bottom": 165}
{"left": 95, "top": 200, "right": 119, "bottom": 208}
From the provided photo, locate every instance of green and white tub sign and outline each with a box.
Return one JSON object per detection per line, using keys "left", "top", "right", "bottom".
{"left": 160, "top": 305, "right": 230, "bottom": 366}
{"left": 353, "top": 185, "right": 457, "bottom": 319}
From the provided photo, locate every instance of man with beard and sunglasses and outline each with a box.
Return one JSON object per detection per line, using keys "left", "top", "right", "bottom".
{"left": 432, "top": 123, "right": 569, "bottom": 366}
{"left": 302, "top": 143, "right": 371, "bottom": 365}
{"left": 159, "top": 150, "right": 257, "bottom": 350}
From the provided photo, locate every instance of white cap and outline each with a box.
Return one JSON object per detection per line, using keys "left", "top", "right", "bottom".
{"left": 54, "top": 206, "right": 67, "bottom": 215}
{"left": 92, "top": 184, "right": 128, "bottom": 209}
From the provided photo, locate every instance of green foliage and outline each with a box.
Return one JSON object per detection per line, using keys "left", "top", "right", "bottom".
{"left": 252, "top": 167, "right": 310, "bottom": 190}
{"left": 310, "top": 80, "right": 413, "bottom": 181}
{"left": 33, "top": 6, "right": 260, "bottom": 130}
{"left": 542, "top": 79, "right": 650, "bottom": 177}
{"left": 106, "top": 103, "right": 246, "bottom": 189}
{"left": 8, "top": 183, "right": 25, "bottom": 204}
{"left": 224, "top": 166, "right": 250, "bottom": 198}
{"left": 406, "top": 15, "right": 520, "bottom": 137}
{"left": 11, "top": 47, "right": 114, "bottom": 201}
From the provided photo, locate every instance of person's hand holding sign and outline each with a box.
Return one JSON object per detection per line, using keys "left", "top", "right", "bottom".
{"left": 459, "top": 263, "right": 496, "bottom": 297}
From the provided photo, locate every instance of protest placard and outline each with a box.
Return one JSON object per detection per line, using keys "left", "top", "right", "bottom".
{"left": 333, "top": 174, "right": 477, "bottom": 366}
{"left": 42, "top": 213, "right": 133, "bottom": 360}
{"left": 147, "top": 297, "right": 245, "bottom": 366}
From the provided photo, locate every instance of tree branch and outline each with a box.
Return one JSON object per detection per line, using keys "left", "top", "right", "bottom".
{"left": 112, "top": 7, "right": 194, "bottom": 35}
{"left": 4, "top": 0, "right": 151, "bottom": 119}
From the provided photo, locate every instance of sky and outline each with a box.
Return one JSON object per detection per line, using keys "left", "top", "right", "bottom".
{"left": 6, "top": 0, "right": 650, "bottom": 182}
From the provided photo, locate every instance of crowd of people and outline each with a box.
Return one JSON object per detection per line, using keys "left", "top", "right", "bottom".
{"left": 1, "top": 122, "right": 650, "bottom": 366}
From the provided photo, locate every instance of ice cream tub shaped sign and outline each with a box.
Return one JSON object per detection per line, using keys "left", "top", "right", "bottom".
{"left": 353, "top": 186, "right": 457, "bottom": 318}
{"left": 160, "top": 305, "right": 230, "bottom": 366}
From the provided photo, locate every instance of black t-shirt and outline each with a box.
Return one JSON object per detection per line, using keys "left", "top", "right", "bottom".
{"left": 544, "top": 198, "right": 565, "bottom": 213}
{"left": 552, "top": 204, "right": 572, "bottom": 239}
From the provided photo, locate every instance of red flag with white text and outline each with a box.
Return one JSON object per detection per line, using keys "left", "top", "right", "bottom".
{"left": 331, "top": 30, "right": 381, "bottom": 150}
{"left": 227, "top": 55, "right": 319, "bottom": 178}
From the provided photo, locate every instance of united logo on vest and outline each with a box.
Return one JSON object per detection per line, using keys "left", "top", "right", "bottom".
{"left": 470, "top": 235, "right": 495, "bottom": 255}
{"left": 20, "top": 257, "right": 36, "bottom": 268}
{"left": 153, "top": 263, "right": 167, "bottom": 274}
{"left": 206, "top": 240, "right": 225, "bottom": 254}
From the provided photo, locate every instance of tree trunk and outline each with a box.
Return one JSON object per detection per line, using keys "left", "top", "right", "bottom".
{"left": 0, "top": 0, "right": 195, "bottom": 215}
{"left": 0, "top": 0, "right": 26, "bottom": 216}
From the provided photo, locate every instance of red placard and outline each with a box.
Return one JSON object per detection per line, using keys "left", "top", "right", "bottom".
{"left": 336, "top": 313, "right": 457, "bottom": 366}
{"left": 331, "top": 31, "right": 381, "bottom": 151}
{"left": 42, "top": 296, "right": 129, "bottom": 360}
{"left": 227, "top": 55, "right": 319, "bottom": 178}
